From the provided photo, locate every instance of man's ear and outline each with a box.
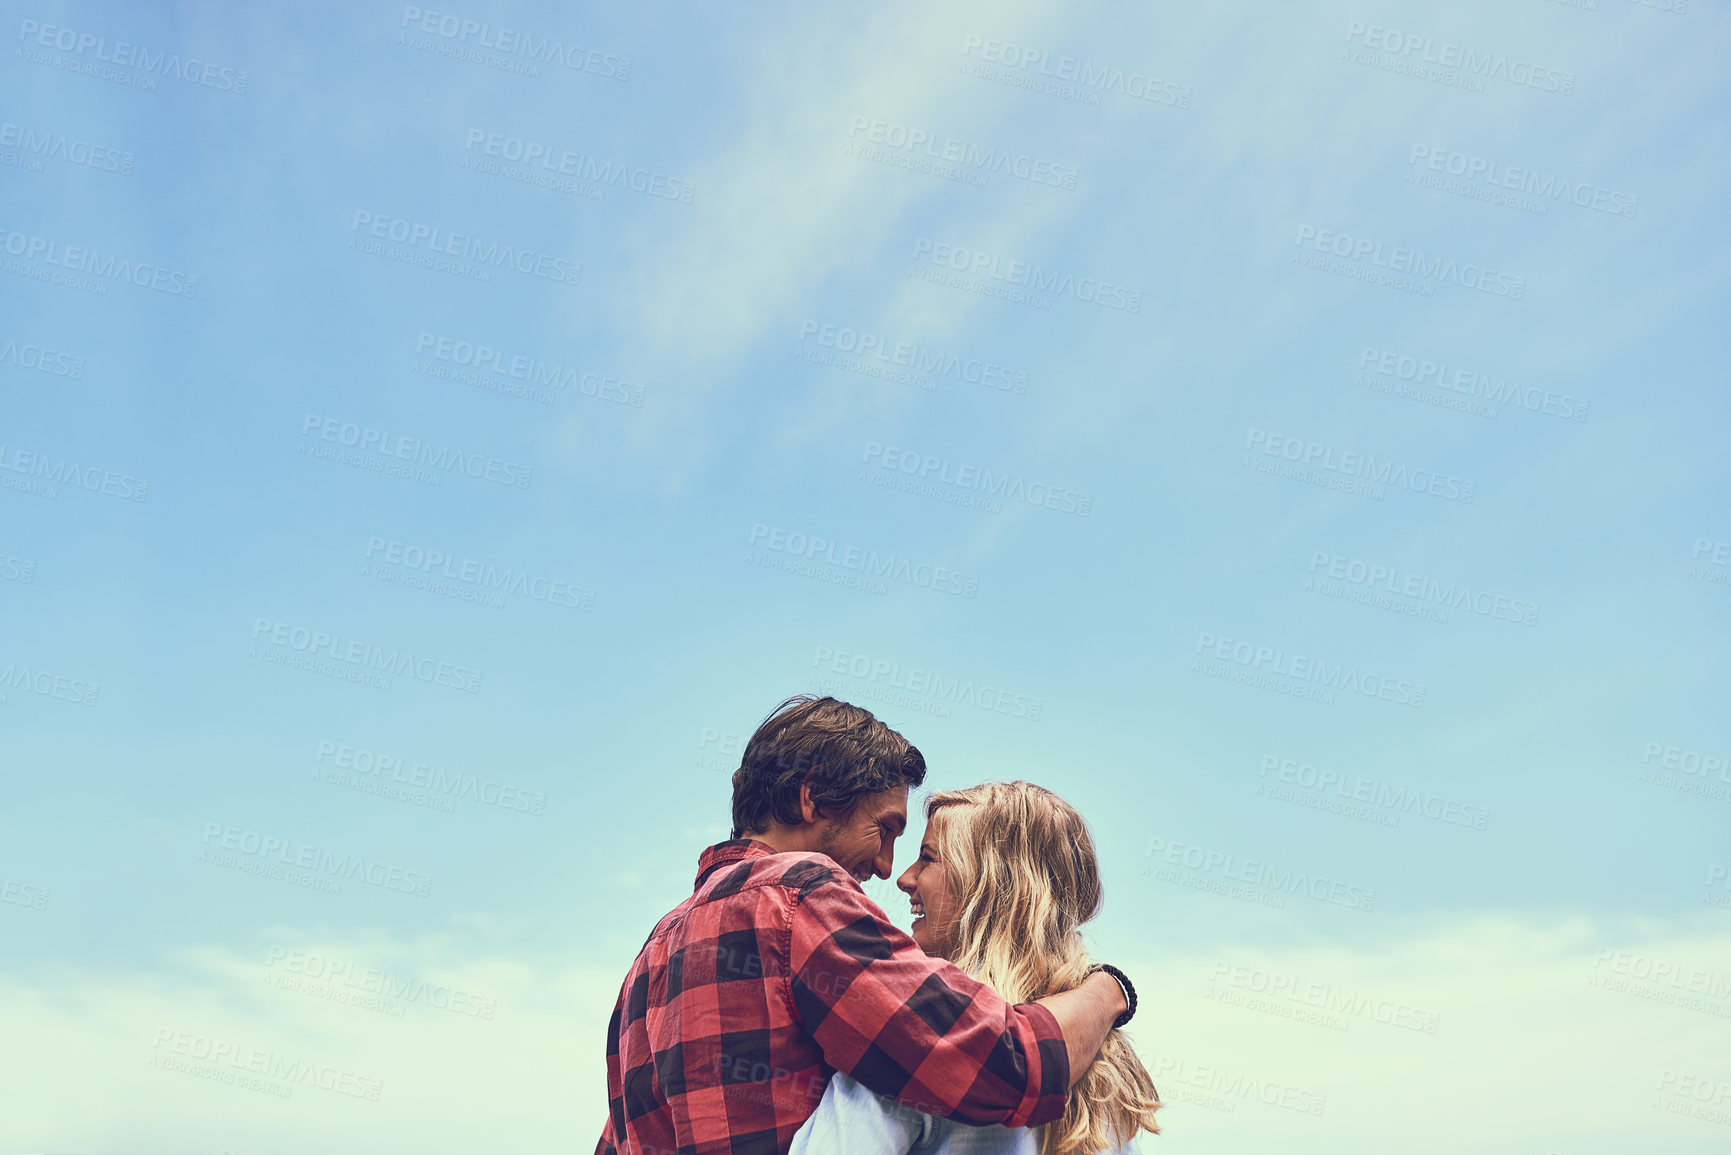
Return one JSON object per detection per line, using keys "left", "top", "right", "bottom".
{"left": 798, "top": 782, "right": 823, "bottom": 825}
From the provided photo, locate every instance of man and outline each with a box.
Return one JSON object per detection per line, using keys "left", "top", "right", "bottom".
{"left": 595, "top": 695, "right": 1132, "bottom": 1155}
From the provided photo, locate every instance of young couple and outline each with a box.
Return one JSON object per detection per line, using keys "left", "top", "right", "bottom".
{"left": 595, "top": 695, "right": 1160, "bottom": 1155}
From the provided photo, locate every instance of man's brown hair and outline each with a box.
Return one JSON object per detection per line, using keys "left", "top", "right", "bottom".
{"left": 729, "top": 695, "right": 926, "bottom": 839}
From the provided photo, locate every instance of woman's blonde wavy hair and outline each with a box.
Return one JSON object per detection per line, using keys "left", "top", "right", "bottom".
{"left": 923, "top": 781, "right": 1160, "bottom": 1155}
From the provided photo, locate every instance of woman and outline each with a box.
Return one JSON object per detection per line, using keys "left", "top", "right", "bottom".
{"left": 790, "top": 781, "right": 1161, "bottom": 1155}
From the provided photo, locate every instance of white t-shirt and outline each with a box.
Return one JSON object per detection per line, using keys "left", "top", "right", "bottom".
{"left": 787, "top": 1071, "right": 1142, "bottom": 1155}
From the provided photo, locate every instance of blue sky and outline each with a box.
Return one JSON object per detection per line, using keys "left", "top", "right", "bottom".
{"left": 2, "top": 0, "right": 1728, "bottom": 1151}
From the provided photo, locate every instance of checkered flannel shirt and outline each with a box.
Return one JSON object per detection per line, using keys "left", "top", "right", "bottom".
{"left": 594, "top": 839, "right": 1072, "bottom": 1155}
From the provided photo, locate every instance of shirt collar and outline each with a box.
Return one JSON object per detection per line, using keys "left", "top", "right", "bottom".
{"left": 694, "top": 838, "right": 778, "bottom": 890}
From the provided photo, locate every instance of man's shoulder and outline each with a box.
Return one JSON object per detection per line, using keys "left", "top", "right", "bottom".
{"left": 699, "top": 849, "right": 862, "bottom": 906}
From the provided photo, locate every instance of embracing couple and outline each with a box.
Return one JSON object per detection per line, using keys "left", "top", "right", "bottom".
{"left": 594, "top": 696, "right": 1161, "bottom": 1155}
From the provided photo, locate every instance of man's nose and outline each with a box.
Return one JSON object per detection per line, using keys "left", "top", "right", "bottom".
{"left": 870, "top": 843, "right": 895, "bottom": 881}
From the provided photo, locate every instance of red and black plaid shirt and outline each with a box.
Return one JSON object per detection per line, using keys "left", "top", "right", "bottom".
{"left": 594, "top": 839, "right": 1071, "bottom": 1155}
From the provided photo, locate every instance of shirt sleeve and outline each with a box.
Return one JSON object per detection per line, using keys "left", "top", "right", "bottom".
{"left": 785, "top": 876, "right": 1071, "bottom": 1128}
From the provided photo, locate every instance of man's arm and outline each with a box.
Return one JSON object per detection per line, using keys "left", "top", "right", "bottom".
{"left": 786, "top": 877, "right": 1127, "bottom": 1126}
{"left": 1032, "top": 973, "right": 1129, "bottom": 1088}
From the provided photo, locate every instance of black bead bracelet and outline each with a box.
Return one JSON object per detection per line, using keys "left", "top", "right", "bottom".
{"left": 1089, "top": 962, "right": 1137, "bottom": 1028}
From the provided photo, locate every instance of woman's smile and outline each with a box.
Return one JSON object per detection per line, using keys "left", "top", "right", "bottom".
{"left": 896, "top": 831, "right": 956, "bottom": 957}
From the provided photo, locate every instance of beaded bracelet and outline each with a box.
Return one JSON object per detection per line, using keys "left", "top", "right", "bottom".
{"left": 1088, "top": 963, "right": 1137, "bottom": 1029}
